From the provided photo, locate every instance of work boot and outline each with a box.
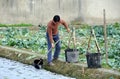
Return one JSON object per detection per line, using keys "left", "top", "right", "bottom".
{"left": 48, "top": 62, "right": 55, "bottom": 66}
{"left": 52, "top": 57, "right": 58, "bottom": 61}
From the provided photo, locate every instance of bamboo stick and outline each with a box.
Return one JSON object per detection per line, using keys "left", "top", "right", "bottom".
{"left": 86, "top": 30, "right": 92, "bottom": 53}
{"left": 103, "top": 9, "right": 108, "bottom": 64}
{"left": 67, "top": 27, "right": 76, "bottom": 49}
{"left": 67, "top": 30, "right": 73, "bottom": 48}
{"left": 92, "top": 29, "right": 101, "bottom": 53}
{"left": 73, "top": 27, "right": 76, "bottom": 49}
{"left": 87, "top": 29, "right": 100, "bottom": 53}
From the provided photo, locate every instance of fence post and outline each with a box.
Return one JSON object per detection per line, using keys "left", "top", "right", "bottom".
{"left": 103, "top": 9, "right": 108, "bottom": 64}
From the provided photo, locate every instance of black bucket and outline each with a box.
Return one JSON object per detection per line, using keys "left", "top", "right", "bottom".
{"left": 86, "top": 53, "right": 101, "bottom": 68}
{"left": 33, "top": 58, "right": 43, "bottom": 69}
{"left": 65, "top": 48, "right": 79, "bottom": 63}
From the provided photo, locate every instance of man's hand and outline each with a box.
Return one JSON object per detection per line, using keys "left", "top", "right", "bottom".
{"left": 67, "top": 28, "right": 70, "bottom": 33}
{"left": 51, "top": 43, "right": 55, "bottom": 48}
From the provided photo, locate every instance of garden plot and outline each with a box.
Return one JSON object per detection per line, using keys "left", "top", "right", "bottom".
{"left": 0, "top": 23, "right": 120, "bottom": 71}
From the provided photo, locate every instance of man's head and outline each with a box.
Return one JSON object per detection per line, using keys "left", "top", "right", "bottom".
{"left": 53, "top": 15, "right": 60, "bottom": 22}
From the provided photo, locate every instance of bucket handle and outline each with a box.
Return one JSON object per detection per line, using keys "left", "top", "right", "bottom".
{"left": 67, "top": 27, "right": 76, "bottom": 49}
{"left": 87, "top": 28, "right": 101, "bottom": 53}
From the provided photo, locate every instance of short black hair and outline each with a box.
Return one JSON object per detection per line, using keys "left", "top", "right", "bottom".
{"left": 53, "top": 15, "right": 60, "bottom": 22}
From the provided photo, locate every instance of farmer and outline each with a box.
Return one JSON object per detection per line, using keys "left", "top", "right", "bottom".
{"left": 46, "top": 15, "right": 70, "bottom": 66}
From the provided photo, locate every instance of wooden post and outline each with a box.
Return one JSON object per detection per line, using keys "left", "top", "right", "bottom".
{"left": 103, "top": 9, "right": 108, "bottom": 64}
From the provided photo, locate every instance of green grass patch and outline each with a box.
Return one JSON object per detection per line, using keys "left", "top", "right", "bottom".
{"left": 0, "top": 23, "right": 33, "bottom": 27}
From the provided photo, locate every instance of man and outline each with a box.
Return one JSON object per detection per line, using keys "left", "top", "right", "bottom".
{"left": 46, "top": 15, "right": 70, "bottom": 66}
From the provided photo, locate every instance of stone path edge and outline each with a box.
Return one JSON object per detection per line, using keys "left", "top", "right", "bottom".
{"left": 0, "top": 45, "right": 120, "bottom": 79}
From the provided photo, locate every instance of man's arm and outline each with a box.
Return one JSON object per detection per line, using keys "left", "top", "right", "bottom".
{"left": 47, "top": 26, "right": 55, "bottom": 48}
{"left": 60, "top": 19, "right": 70, "bottom": 32}
{"left": 47, "top": 25, "right": 54, "bottom": 43}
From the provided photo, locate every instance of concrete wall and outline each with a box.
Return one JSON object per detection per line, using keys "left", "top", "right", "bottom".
{"left": 0, "top": 0, "right": 120, "bottom": 25}
{"left": 81, "top": 0, "right": 120, "bottom": 24}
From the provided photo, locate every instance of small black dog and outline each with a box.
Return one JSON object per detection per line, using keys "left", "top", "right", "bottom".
{"left": 33, "top": 58, "right": 43, "bottom": 69}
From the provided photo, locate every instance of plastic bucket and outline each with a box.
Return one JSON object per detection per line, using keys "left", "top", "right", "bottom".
{"left": 33, "top": 58, "right": 43, "bottom": 69}
{"left": 86, "top": 53, "right": 101, "bottom": 68}
{"left": 65, "top": 48, "right": 79, "bottom": 63}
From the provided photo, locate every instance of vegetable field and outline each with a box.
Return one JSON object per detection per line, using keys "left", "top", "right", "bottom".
{"left": 0, "top": 23, "right": 120, "bottom": 71}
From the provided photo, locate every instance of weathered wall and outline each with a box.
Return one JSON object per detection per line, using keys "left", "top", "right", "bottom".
{"left": 81, "top": 0, "right": 120, "bottom": 24}
{"left": 0, "top": 0, "right": 120, "bottom": 25}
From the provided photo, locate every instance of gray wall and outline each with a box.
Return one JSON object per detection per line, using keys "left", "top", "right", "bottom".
{"left": 0, "top": 0, "right": 120, "bottom": 25}
{"left": 82, "top": 0, "right": 120, "bottom": 24}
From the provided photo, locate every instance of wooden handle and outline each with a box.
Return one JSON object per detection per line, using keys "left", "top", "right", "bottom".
{"left": 92, "top": 29, "right": 101, "bottom": 53}
{"left": 67, "top": 31, "right": 73, "bottom": 48}
{"left": 87, "top": 29, "right": 101, "bottom": 53}
{"left": 87, "top": 33, "right": 92, "bottom": 53}
{"left": 73, "top": 27, "right": 76, "bottom": 49}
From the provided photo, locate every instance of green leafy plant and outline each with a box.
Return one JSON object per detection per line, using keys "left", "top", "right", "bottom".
{"left": 0, "top": 23, "right": 33, "bottom": 27}
{"left": 0, "top": 23, "right": 120, "bottom": 70}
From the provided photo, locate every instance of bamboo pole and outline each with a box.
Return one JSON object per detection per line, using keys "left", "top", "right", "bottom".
{"left": 92, "top": 29, "right": 101, "bottom": 53}
{"left": 86, "top": 30, "right": 92, "bottom": 53}
{"left": 87, "top": 29, "right": 101, "bottom": 53}
{"left": 73, "top": 27, "right": 76, "bottom": 49}
{"left": 103, "top": 9, "right": 108, "bottom": 64}
{"left": 67, "top": 27, "right": 76, "bottom": 49}
{"left": 68, "top": 30, "right": 73, "bottom": 48}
